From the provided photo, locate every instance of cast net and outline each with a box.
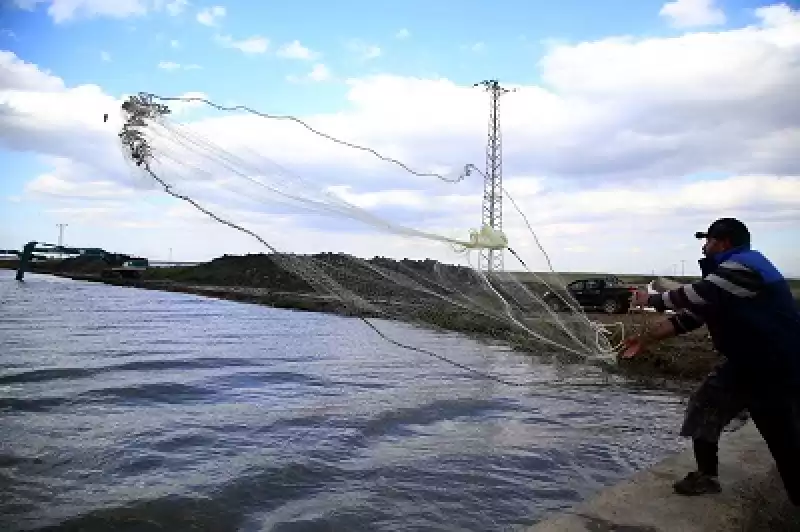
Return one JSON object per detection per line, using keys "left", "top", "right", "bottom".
{"left": 115, "top": 92, "right": 630, "bottom": 387}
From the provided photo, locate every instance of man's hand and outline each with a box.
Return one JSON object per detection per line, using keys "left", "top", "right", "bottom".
{"left": 630, "top": 289, "right": 650, "bottom": 309}
{"left": 620, "top": 336, "right": 646, "bottom": 359}
{"left": 618, "top": 316, "right": 679, "bottom": 359}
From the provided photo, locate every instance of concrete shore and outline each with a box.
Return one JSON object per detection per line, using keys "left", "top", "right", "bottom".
{"left": 528, "top": 422, "right": 797, "bottom": 531}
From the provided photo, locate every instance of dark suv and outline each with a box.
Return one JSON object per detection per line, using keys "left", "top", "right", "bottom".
{"left": 543, "top": 276, "right": 636, "bottom": 314}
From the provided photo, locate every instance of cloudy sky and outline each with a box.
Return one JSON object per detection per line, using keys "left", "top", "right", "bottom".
{"left": 1, "top": 0, "right": 798, "bottom": 277}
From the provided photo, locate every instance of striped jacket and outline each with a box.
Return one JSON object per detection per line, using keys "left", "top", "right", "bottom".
{"left": 647, "top": 245, "right": 800, "bottom": 388}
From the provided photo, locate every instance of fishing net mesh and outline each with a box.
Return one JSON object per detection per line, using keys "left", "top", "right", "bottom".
{"left": 117, "top": 92, "right": 632, "bottom": 386}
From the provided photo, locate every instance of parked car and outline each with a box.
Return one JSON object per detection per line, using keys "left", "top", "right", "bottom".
{"left": 543, "top": 276, "right": 637, "bottom": 314}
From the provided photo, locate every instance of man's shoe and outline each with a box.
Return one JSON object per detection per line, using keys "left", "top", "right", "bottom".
{"left": 673, "top": 471, "right": 721, "bottom": 495}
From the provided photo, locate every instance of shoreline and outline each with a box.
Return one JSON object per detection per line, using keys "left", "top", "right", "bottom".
{"left": 6, "top": 265, "right": 720, "bottom": 385}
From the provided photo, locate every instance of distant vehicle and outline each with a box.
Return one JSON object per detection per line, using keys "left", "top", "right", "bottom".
{"left": 101, "top": 258, "right": 149, "bottom": 280}
{"left": 543, "top": 276, "right": 637, "bottom": 314}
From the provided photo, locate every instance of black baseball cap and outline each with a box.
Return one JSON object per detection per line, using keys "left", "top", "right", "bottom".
{"left": 694, "top": 218, "right": 750, "bottom": 246}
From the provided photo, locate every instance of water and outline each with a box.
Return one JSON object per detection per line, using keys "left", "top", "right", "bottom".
{"left": 0, "top": 271, "right": 688, "bottom": 531}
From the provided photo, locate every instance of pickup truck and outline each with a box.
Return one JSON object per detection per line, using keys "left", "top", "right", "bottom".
{"left": 542, "top": 276, "right": 637, "bottom": 314}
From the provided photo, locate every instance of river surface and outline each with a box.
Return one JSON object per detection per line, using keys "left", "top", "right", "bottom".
{"left": 0, "top": 271, "right": 688, "bottom": 531}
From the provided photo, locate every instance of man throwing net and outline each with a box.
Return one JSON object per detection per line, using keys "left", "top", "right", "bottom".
{"left": 623, "top": 218, "right": 800, "bottom": 504}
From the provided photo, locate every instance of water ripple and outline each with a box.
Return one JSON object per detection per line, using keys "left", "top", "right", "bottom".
{"left": 0, "top": 271, "right": 687, "bottom": 531}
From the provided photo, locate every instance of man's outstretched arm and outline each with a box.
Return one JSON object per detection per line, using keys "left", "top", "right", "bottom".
{"left": 621, "top": 311, "right": 705, "bottom": 358}
{"left": 645, "top": 310, "right": 705, "bottom": 342}
{"left": 647, "top": 260, "right": 764, "bottom": 314}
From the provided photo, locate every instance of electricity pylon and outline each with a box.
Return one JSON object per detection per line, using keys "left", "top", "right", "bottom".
{"left": 474, "top": 79, "right": 514, "bottom": 272}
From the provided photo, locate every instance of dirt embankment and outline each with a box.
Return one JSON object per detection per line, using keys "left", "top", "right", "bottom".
{"left": 5, "top": 253, "right": 724, "bottom": 382}
{"left": 140, "top": 254, "right": 724, "bottom": 381}
{"left": 140, "top": 253, "right": 541, "bottom": 346}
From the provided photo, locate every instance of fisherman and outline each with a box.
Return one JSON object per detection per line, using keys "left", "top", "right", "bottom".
{"left": 621, "top": 218, "right": 800, "bottom": 504}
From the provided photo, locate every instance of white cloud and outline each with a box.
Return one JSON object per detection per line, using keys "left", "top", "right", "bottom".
{"left": 308, "top": 64, "right": 331, "bottom": 82}
{"left": 26, "top": 173, "right": 136, "bottom": 200}
{"left": 507, "top": 175, "right": 800, "bottom": 221}
{"left": 346, "top": 39, "right": 381, "bottom": 60}
{"left": 165, "top": 0, "right": 188, "bottom": 16}
{"left": 168, "top": 91, "right": 210, "bottom": 114}
{"left": 468, "top": 42, "right": 486, "bottom": 53}
{"left": 395, "top": 28, "right": 410, "bottom": 39}
{"left": 277, "top": 40, "right": 318, "bottom": 60}
{"left": 660, "top": 0, "right": 726, "bottom": 28}
{"left": 214, "top": 34, "right": 269, "bottom": 54}
{"left": 564, "top": 246, "right": 589, "bottom": 253}
{"left": 158, "top": 60, "right": 181, "bottom": 71}
{"left": 2, "top": 5, "right": 800, "bottom": 275}
{"left": 196, "top": 5, "right": 225, "bottom": 26}
{"left": 100, "top": 51, "right": 111, "bottom": 62}
{"left": 1, "top": 29, "right": 17, "bottom": 39}
{"left": 157, "top": 61, "right": 201, "bottom": 71}
{"left": 12, "top": 0, "right": 150, "bottom": 23}
{"left": 286, "top": 63, "right": 332, "bottom": 83}
{"left": 0, "top": 50, "right": 64, "bottom": 91}
{"left": 324, "top": 186, "right": 482, "bottom": 212}
{"left": 170, "top": 39, "right": 180, "bottom": 48}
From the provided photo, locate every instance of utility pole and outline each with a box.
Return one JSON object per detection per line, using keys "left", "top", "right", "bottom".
{"left": 474, "top": 79, "right": 515, "bottom": 273}
{"left": 680, "top": 259, "right": 686, "bottom": 277}
{"left": 56, "top": 223, "right": 67, "bottom": 247}
{"left": 169, "top": 247, "right": 173, "bottom": 263}
{"left": 56, "top": 223, "right": 68, "bottom": 259}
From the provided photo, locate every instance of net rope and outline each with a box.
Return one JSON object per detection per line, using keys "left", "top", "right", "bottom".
{"left": 117, "top": 92, "right": 642, "bottom": 387}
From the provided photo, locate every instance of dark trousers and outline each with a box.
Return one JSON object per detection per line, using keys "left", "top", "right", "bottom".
{"left": 681, "top": 362, "right": 800, "bottom": 505}
{"left": 748, "top": 393, "right": 800, "bottom": 505}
